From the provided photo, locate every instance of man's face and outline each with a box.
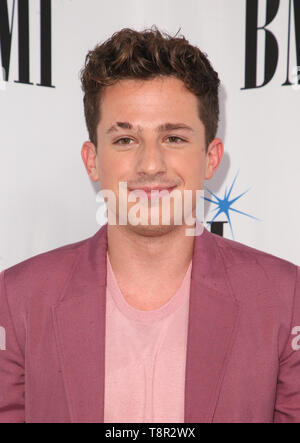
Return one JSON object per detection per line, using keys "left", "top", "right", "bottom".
{"left": 82, "top": 75, "right": 223, "bottom": 236}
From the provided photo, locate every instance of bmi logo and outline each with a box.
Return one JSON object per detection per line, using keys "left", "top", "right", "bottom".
{"left": 243, "top": 0, "right": 300, "bottom": 89}
{"left": 0, "top": 0, "right": 54, "bottom": 88}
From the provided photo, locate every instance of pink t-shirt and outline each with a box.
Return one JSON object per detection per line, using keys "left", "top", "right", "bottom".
{"left": 104, "top": 252, "right": 192, "bottom": 423}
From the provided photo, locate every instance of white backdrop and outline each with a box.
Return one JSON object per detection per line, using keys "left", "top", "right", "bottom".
{"left": 0, "top": 0, "right": 299, "bottom": 271}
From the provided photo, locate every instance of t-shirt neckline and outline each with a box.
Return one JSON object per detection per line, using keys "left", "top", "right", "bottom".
{"left": 106, "top": 252, "right": 192, "bottom": 323}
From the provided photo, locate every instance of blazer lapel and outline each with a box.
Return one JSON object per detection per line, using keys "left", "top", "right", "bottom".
{"left": 52, "top": 224, "right": 108, "bottom": 423}
{"left": 184, "top": 228, "right": 240, "bottom": 423}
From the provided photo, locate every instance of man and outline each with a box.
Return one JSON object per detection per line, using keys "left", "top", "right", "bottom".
{"left": 0, "top": 26, "right": 299, "bottom": 423}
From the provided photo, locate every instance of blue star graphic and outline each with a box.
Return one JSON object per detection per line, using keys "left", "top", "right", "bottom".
{"left": 203, "top": 170, "right": 260, "bottom": 239}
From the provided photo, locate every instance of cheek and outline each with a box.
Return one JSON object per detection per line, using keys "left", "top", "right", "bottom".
{"left": 189, "top": 161, "right": 206, "bottom": 188}
{"left": 97, "top": 152, "right": 131, "bottom": 189}
{"left": 169, "top": 151, "right": 205, "bottom": 189}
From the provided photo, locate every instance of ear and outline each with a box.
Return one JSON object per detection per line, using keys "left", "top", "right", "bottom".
{"left": 81, "top": 141, "right": 99, "bottom": 182}
{"left": 205, "top": 138, "right": 224, "bottom": 180}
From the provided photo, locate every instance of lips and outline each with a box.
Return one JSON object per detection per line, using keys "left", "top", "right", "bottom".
{"left": 129, "top": 186, "right": 177, "bottom": 198}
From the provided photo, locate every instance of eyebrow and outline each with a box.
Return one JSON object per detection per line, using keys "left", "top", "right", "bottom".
{"left": 105, "top": 122, "right": 195, "bottom": 135}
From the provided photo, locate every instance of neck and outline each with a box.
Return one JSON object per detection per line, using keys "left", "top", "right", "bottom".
{"left": 106, "top": 223, "right": 195, "bottom": 310}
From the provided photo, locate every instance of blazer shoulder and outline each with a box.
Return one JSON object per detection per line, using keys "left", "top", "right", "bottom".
{"left": 209, "top": 232, "right": 298, "bottom": 303}
{"left": 211, "top": 231, "right": 297, "bottom": 271}
{"left": 1, "top": 234, "right": 92, "bottom": 304}
{"left": 0, "top": 229, "right": 104, "bottom": 354}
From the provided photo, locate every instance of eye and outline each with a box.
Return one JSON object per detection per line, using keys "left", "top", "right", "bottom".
{"left": 166, "top": 136, "right": 186, "bottom": 144}
{"left": 113, "top": 137, "right": 134, "bottom": 145}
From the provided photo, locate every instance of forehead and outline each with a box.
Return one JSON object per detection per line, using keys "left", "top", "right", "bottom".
{"left": 98, "top": 76, "right": 200, "bottom": 124}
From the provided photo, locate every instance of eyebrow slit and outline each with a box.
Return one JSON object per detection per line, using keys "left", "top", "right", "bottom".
{"left": 106, "top": 122, "right": 135, "bottom": 134}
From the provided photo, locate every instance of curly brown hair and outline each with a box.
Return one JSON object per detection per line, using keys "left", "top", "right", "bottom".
{"left": 80, "top": 26, "right": 220, "bottom": 151}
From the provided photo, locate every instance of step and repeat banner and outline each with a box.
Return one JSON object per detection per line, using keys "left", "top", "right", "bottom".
{"left": 0, "top": 0, "right": 299, "bottom": 270}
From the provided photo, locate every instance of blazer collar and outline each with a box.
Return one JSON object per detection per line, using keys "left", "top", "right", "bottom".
{"left": 52, "top": 223, "right": 239, "bottom": 423}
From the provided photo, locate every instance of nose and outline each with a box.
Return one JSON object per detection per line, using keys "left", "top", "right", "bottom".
{"left": 136, "top": 141, "right": 167, "bottom": 177}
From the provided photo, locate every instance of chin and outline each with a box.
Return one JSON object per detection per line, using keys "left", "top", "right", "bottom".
{"left": 126, "top": 222, "right": 179, "bottom": 237}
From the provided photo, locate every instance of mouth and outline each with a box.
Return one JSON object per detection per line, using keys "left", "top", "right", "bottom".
{"left": 128, "top": 185, "right": 178, "bottom": 199}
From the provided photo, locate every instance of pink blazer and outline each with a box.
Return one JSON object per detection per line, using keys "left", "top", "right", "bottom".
{"left": 0, "top": 224, "right": 299, "bottom": 423}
